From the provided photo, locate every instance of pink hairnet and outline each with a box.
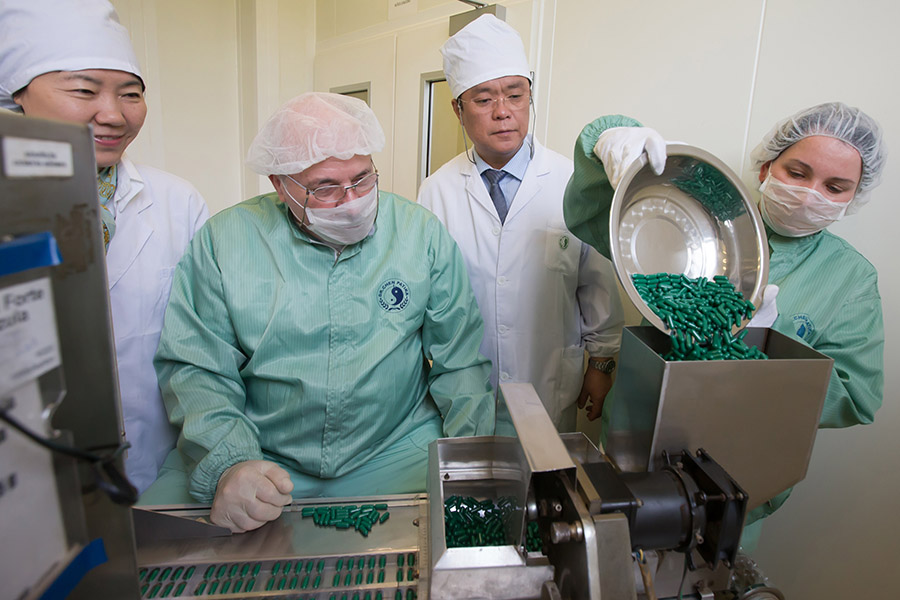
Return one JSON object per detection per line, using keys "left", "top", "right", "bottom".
{"left": 246, "top": 92, "right": 386, "bottom": 176}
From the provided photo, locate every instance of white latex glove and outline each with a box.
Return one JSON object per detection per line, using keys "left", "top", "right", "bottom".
{"left": 593, "top": 126, "right": 668, "bottom": 189}
{"left": 747, "top": 284, "right": 779, "bottom": 328}
{"left": 210, "top": 460, "right": 294, "bottom": 533}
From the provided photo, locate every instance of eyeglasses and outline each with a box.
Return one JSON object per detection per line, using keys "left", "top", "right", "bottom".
{"left": 286, "top": 171, "right": 379, "bottom": 204}
{"left": 457, "top": 92, "right": 531, "bottom": 114}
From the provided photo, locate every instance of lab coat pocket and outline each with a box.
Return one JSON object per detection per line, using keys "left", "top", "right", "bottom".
{"left": 544, "top": 226, "right": 578, "bottom": 274}
{"left": 554, "top": 345, "right": 586, "bottom": 415}
{"left": 151, "top": 267, "right": 176, "bottom": 331}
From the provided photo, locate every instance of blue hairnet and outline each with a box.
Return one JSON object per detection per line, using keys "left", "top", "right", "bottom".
{"left": 750, "top": 102, "right": 887, "bottom": 213}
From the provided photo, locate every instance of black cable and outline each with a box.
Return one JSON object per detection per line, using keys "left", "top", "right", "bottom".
{"left": 0, "top": 408, "right": 98, "bottom": 461}
{"left": 0, "top": 406, "right": 138, "bottom": 505}
{"left": 678, "top": 550, "right": 689, "bottom": 599}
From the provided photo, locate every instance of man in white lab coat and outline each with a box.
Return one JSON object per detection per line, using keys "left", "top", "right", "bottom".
{"left": 0, "top": 0, "right": 209, "bottom": 494}
{"left": 418, "top": 15, "right": 624, "bottom": 430}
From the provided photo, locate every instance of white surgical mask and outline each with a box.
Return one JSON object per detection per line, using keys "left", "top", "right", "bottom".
{"left": 283, "top": 182, "right": 378, "bottom": 246}
{"left": 757, "top": 173, "right": 849, "bottom": 237}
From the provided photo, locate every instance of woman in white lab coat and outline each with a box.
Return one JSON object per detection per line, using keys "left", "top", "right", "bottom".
{"left": 0, "top": 0, "right": 209, "bottom": 494}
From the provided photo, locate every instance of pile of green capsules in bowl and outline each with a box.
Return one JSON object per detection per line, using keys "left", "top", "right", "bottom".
{"left": 632, "top": 273, "right": 768, "bottom": 361}
{"left": 444, "top": 495, "right": 542, "bottom": 552}
{"left": 300, "top": 503, "right": 389, "bottom": 537}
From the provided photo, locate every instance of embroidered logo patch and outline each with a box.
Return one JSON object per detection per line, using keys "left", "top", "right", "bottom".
{"left": 378, "top": 279, "right": 410, "bottom": 312}
{"left": 559, "top": 235, "right": 569, "bottom": 250}
{"left": 792, "top": 313, "right": 814, "bottom": 340}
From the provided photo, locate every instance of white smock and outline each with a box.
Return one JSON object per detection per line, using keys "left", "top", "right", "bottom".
{"left": 418, "top": 140, "right": 624, "bottom": 426}
{"left": 107, "top": 156, "right": 208, "bottom": 493}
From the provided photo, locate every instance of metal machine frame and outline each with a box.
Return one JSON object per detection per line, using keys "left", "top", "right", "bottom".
{"left": 0, "top": 112, "right": 139, "bottom": 598}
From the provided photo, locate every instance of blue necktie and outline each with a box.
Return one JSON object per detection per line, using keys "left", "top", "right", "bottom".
{"left": 483, "top": 169, "right": 508, "bottom": 224}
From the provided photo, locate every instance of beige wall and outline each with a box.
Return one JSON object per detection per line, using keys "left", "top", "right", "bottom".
{"left": 112, "top": 1, "right": 899, "bottom": 597}
{"left": 113, "top": 0, "right": 315, "bottom": 213}
{"left": 313, "top": 0, "right": 537, "bottom": 201}
{"left": 546, "top": 3, "right": 899, "bottom": 598}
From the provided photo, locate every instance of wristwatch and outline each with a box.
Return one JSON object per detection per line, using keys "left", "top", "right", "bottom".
{"left": 588, "top": 357, "right": 616, "bottom": 374}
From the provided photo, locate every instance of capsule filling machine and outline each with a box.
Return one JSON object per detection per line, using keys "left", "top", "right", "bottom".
{"left": 3, "top": 112, "right": 833, "bottom": 600}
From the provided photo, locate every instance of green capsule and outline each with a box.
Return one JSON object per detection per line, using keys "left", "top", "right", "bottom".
{"left": 174, "top": 582, "right": 186, "bottom": 597}
{"left": 193, "top": 581, "right": 206, "bottom": 596}
{"left": 208, "top": 581, "right": 219, "bottom": 595}
{"left": 246, "top": 577, "right": 256, "bottom": 591}
{"left": 397, "top": 568, "right": 404, "bottom": 582}
{"left": 219, "top": 580, "right": 231, "bottom": 594}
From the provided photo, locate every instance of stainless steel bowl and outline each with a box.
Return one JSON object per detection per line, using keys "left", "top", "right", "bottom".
{"left": 610, "top": 143, "right": 769, "bottom": 334}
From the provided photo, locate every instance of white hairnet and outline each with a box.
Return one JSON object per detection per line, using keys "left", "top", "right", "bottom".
{"left": 750, "top": 102, "right": 887, "bottom": 213}
{"left": 246, "top": 92, "right": 386, "bottom": 176}
{"left": 0, "top": 0, "right": 143, "bottom": 112}
{"left": 440, "top": 14, "right": 531, "bottom": 99}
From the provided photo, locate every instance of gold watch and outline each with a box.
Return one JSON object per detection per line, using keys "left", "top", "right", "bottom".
{"left": 588, "top": 357, "right": 616, "bottom": 374}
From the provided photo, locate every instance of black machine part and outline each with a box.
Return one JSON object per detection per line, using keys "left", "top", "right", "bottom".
{"left": 584, "top": 449, "right": 747, "bottom": 569}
